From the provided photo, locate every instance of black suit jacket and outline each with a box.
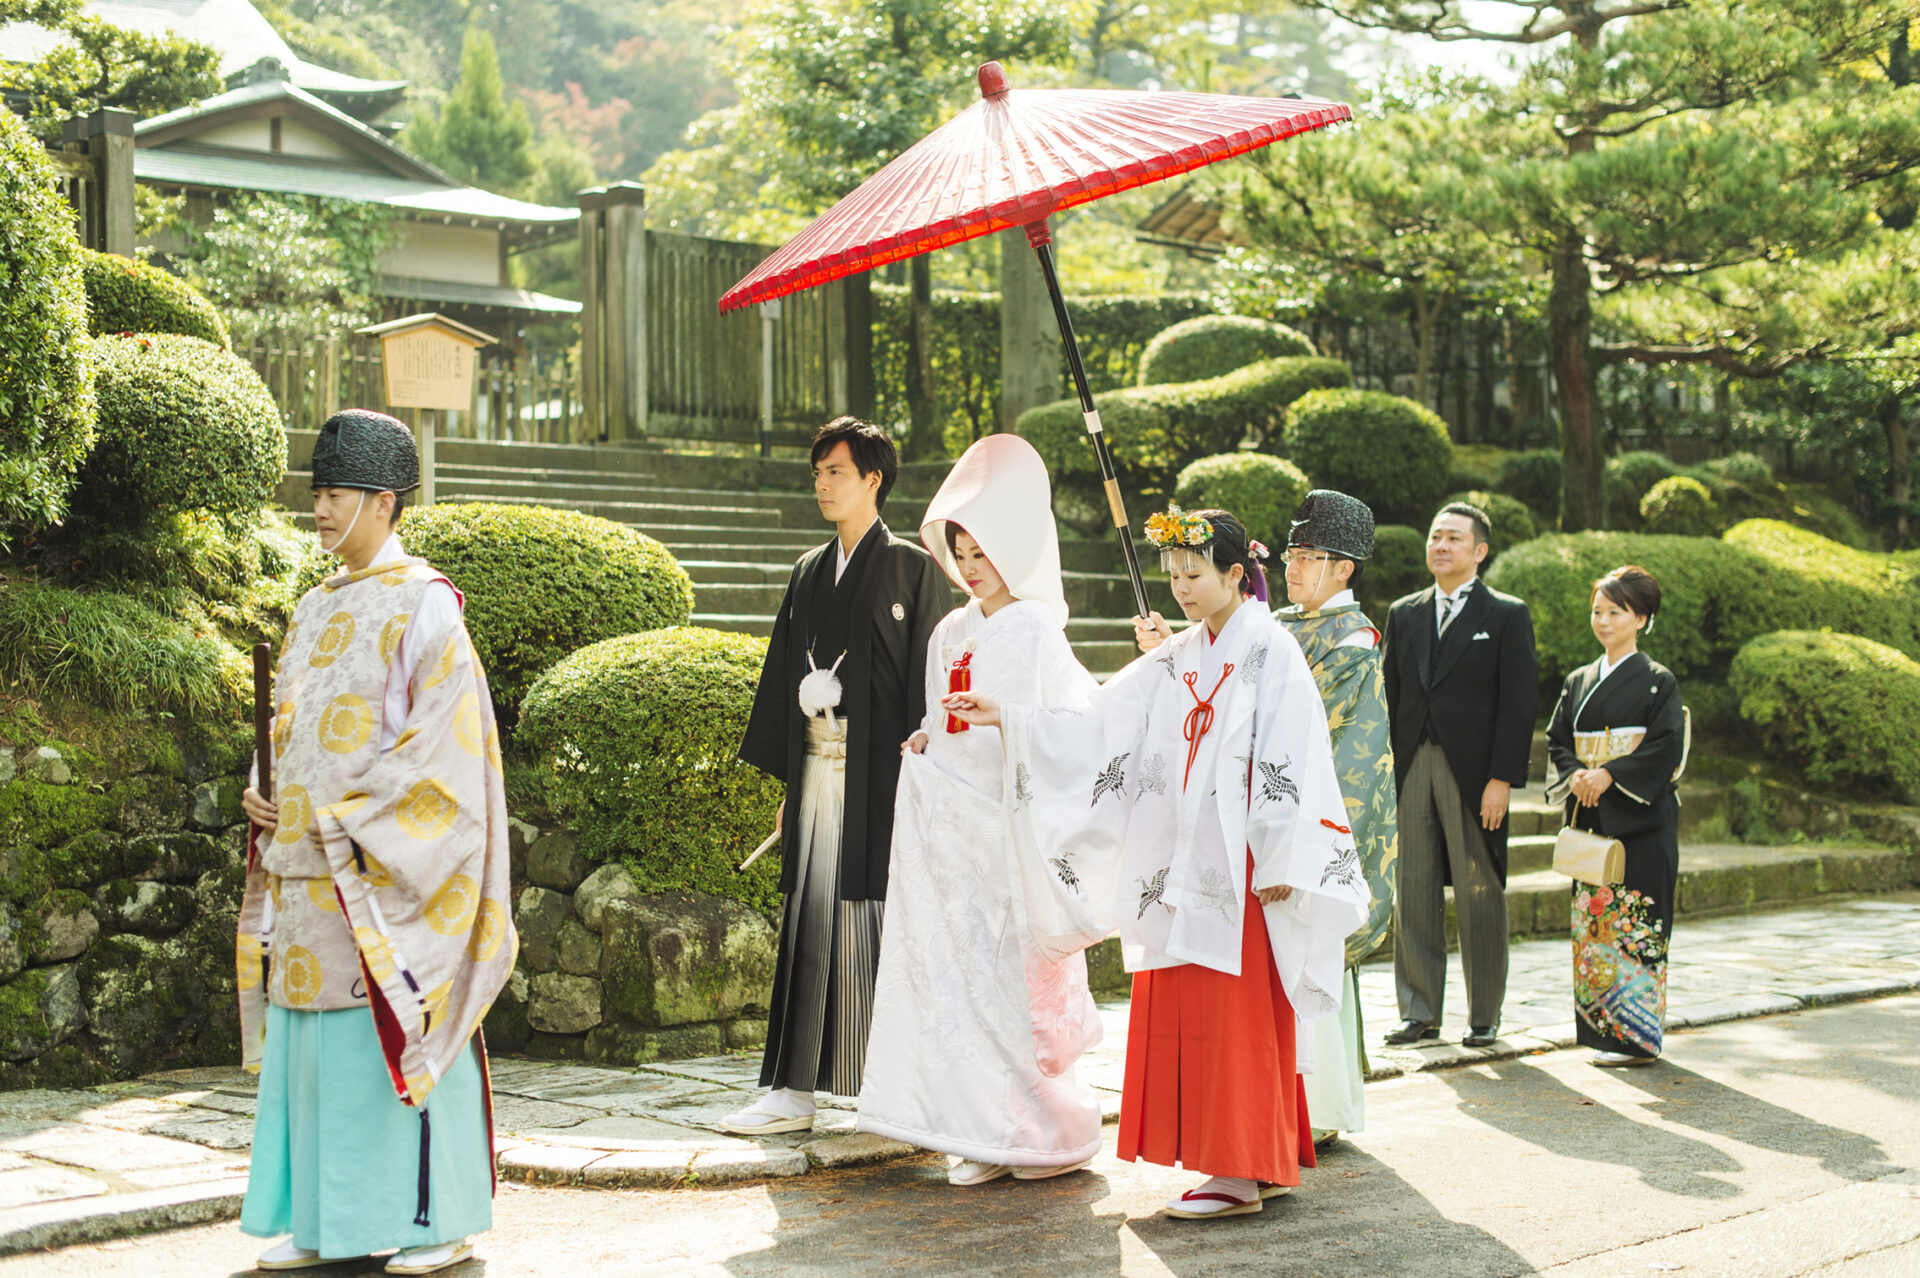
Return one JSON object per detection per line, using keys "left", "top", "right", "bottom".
{"left": 1382, "top": 580, "right": 1539, "bottom": 880}
{"left": 737, "top": 518, "right": 952, "bottom": 902}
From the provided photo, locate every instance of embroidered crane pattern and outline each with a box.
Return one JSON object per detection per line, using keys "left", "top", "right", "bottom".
{"left": 1155, "top": 649, "right": 1178, "bottom": 680}
{"left": 1239, "top": 644, "right": 1269, "bottom": 686}
{"left": 1014, "top": 763, "right": 1034, "bottom": 807}
{"left": 1257, "top": 759, "right": 1299, "bottom": 805}
{"left": 1050, "top": 857, "right": 1081, "bottom": 892}
{"left": 1136, "top": 867, "right": 1169, "bottom": 919}
{"left": 1320, "top": 842, "right": 1361, "bottom": 889}
{"left": 1137, "top": 753, "right": 1168, "bottom": 796}
{"left": 1092, "top": 753, "right": 1130, "bottom": 805}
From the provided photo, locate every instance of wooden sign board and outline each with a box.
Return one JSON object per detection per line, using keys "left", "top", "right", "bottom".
{"left": 358, "top": 313, "right": 494, "bottom": 412}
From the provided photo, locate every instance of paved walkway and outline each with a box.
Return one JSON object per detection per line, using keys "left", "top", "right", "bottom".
{"left": 4, "top": 895, "right": 1919, "bottom": 1255}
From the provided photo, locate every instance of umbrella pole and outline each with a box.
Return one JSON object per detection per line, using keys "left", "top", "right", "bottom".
{"left": 1027, "top": 228, "right": 1152, "bottom": 621}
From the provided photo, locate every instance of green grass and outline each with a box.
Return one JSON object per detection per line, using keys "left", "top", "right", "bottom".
{"left": 0, "top": 580, "right": 244, "bottom": 718}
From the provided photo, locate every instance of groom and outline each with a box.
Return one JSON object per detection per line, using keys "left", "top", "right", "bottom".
{"left": 725, "top": 417, "right": 949, "bottom": 1135}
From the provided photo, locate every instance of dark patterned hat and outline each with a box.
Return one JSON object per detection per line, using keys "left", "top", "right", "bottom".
{"left": 310, "top": 409, "right": 421, "bottom": 494}
{"left": 1287, "top": 489, "right": 1375, "bottom": 560}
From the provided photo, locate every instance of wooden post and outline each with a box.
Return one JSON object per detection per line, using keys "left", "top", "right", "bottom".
{"left": 321, "top": 335, "right": 340, "bottom": 421}
{"left": 84, "top": 109, "right": 136, "bottom": 257}
{"left": 999, "top": 225, "right": 1062, "bottom": 431}
{"left": 760, "top": 299, "right": 780, "bottom": 457}
{"left": 413, "top": 407, "right": 435, "bottom": 507}
{"left": 578, "top": 188, "right": 606, "bottom": 441}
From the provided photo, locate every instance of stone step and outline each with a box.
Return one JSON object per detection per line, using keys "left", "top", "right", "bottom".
{"left": 1425, "top": 840, "right": 1920, "bottom": 952}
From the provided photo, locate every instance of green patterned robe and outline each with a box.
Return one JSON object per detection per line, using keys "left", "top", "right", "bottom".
{"left": 1275, "top": 601, "right": 1399, "bottom": 966}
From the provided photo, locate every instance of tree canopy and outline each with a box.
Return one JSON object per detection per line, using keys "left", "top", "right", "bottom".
{"left": 0, "top": 0, "right": 221, "bottom": 140}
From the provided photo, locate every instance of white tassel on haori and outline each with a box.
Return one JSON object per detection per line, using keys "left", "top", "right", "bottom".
{"left": 798, "top": 650, "right": 847, "bottom": 726}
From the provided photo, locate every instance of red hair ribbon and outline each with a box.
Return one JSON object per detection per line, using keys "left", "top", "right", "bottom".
{"left": 945, "top": 651, "right": 973, "bottom": 734}
{"left": 1181, "top": 664, "right": 1234, "bottom": 789}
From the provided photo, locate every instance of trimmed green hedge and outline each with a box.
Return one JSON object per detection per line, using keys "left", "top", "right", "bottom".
{"left": 76, "top": 334, "right": 284, "bottom": 526}
{"left": 1441, "top": 490, "right": 1536, "bottom": 564}
{"left": 1730, "top": 631, "right": 1920, "bottom": 796}
{"left": 1605, "top": 451, "right": 1681, "bottom": 527}
{"left": 1485, "top": 520, "right": 1920, "bottom": 685}
{"left": 1703, "top": 452, "right": 1772, "bottom": 486}
{"left": 80, "top": 250, "right": 229, "bottom": 348}
{"left": 1497, "top": 449, "right": 1562, "bottom": 525}
{"left": 1019, "top": 356, "right": 1351, "bottom": 503}
{"left": 519, "top": 627, "right": 783, "bottom": 914}
{"left": 1283, "top": 389, "right": 1453, "bottom": 524}
{"left": 1641, "top": 475, "right": 1719, "bottom": 536}
{"left": 1356, "top": 523, "right": 1428, "bottom": 619}
{"left": 1137, "top": 315, "right": 1315, "bottom": 387}
{"left": 1175, "top": 452, "right": 1311, "bottom": 552}
{"left": 399, "top": 502, "right": 694, "bottom": 725}
{"left": 0, "top": 106, "right": 96, "bottom": 542}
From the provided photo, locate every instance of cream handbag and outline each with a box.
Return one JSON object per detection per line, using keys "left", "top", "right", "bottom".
{"left": 1553, "top": 826, "right": 1625, "bottom": 885}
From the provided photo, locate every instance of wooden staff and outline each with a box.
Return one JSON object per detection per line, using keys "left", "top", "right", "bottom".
{"left": 252, "top": 642, "right": 274, "bottom": 802}
{"left": 734, "top": 829, "right": 780, "bottom": 875}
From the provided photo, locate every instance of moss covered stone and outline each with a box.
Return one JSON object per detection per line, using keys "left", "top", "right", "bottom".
{"left": 600, "top": 893, "right": 777, "bottom": 1028}
{"left": 79, "top": 934, "right": 209, "bottom": 1071}
{"left": 0, "top": 782, "right": 117, "bottom": 863}
{"left": 0, "top": 963, "right": 86, "bottom": 1062}
{"left": 93, "top": 879, "right": 198, "bottom": 937}
{"left": 22, "top": 889, "right": 96, "bottom": 964}
{"left": 128, "top": 831, "right": 229, "bottom": 883}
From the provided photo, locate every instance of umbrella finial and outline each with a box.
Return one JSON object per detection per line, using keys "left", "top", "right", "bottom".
{"left": 978, "top": 61, "right": 1009, "bottom": 98}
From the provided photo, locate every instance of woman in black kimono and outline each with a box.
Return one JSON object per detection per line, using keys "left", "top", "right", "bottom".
{"left": 1545, "top": 566, "right": 1687, "bottom": 1067}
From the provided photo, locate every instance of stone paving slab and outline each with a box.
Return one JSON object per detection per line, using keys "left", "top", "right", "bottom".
{"left": 2, "top": 894, "right": 1917, "bottom": 1256}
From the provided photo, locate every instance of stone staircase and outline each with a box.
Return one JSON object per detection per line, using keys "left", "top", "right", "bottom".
{"left": 279, "top": 434, "right": 1146, "bottom": 675}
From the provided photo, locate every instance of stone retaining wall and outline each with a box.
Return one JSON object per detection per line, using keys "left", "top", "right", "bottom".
{"left": 0, "top": 743, "right": 248, "bottom": 1089}
{"left": 484, "top": 831, "right": 779, "bottom": 1064}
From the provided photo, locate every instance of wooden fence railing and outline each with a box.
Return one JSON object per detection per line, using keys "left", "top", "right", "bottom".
{"left": 237, "top": 334, "right": 585, "bottom": 444}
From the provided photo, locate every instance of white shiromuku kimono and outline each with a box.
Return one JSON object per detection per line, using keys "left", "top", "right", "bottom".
{"left": 1001, "top": 600, "right": 1369, "bottom": 1182}
{"left": 856, "top": 599, "right": 1105, "bottom": 1165}
{"left": 857, "top": 432, "right": 1107, "bottom": 1167}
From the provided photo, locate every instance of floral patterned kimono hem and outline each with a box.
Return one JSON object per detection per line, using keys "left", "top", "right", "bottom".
{"left": 241, "top": 1004, "right": 493, "bottom": 1258}
{"left": 1117, "top": 853, "right": 1318, "bottom": 1186}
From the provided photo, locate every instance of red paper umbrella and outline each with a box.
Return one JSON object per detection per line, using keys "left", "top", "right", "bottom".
{"left": 721, "top": 62, "right": 1353, "bottom": 615}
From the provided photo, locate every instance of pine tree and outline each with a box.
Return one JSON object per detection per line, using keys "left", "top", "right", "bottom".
{"left": 408, "top": 26, "right": 536, "bottom": 196}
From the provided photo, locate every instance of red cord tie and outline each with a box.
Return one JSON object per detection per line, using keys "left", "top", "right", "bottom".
{"left": 1320, "top": 819, "right": 1352, "bottom": 834}
{"left": 1181, "top": 664, "right": 1234, "bottom": 790}
{"left": 945, "top": 652, "right": 973, "bottom": 734}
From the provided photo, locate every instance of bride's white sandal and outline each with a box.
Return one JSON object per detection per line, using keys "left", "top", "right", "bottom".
{"left": 385, "top": 1238, "right": 473, "bottom": 1274}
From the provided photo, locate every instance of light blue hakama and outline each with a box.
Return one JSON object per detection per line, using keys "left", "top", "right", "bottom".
{"left": 241, "top": 1005, "right": 494, "bottom": 1259}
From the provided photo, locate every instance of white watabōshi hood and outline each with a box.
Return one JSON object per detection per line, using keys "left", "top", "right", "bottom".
{"left": 919, "top": 434, "right": 1068, "bottom": 628}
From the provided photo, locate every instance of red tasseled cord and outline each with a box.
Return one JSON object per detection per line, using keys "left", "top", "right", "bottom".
{"left": 1181, "top": 664, "right": 1234, "bottom": 790}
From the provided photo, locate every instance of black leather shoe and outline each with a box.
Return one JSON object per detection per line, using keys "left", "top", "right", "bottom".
{"left": 1463, "top": 1025, "right": 1500, "bottom": 1048}
{"left": 1383, "top": 1019, "right": 1439, "bottom": 1046}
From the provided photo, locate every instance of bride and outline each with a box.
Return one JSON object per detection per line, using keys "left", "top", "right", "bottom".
{"left": 855, "top": 434, "right": 1105, "bottom": 1186}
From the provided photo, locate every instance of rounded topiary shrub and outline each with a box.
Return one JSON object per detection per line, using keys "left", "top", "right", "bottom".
{"left": 1721, "top": 520, "right": 1920, "bottom": 662}
{"left": 1497, "top": 448, "right": 1562, "bottom": 524}
{"left": 1440, "top": 490, "right": 1536, "bottom": 564}
{"left": 1730, "top": 631, "right": 1920, "bottom": 796}
{"left": 80, "top": 249, "right": 230, "bottom": 348}
{"left": 1019, "top": 356, "right": 1350, "bottom": 505}
{"left": 1355, "top": 523, "right": 1428, "bottom": 619}
{"left": 1605, "top": 451, "right": 1681, "bottom": 528}
{"left": 519, "top": 627, "right": 783, "bottom": 913}
{"left": 76, "top": 334, "right": 283, "bottom": 526}
{"left": 1137, "top": 315, "right": 1316, "bottom": 387}
{"left": 400, "top": 502, "right": 695, "bottom": 724}
{"left": 1704, "top": 451, "right": 1772, "bottom": 487}
{"left": 0, "top": 107, "right": 96, "bottom": 539}
{"left": 1640, "top": 475, "right": 1720, "bottom": 537}
{"left": 1175, "top": 453, "right": 1310, "bottom": 552}
{"left": 1283, "top": 389, "right": 1453, "bottom": 524}
{"left": 1486, "top": 532, "right": 1765, "bottom": 683}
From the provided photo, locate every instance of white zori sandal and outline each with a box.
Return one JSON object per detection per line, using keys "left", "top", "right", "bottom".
{"left": 1163, "top": 1176, "right": 1266, "bottom": 1219}
{"left": 256, "top": 1240, "right": 362, "bottom": 1270}
{"left": 385, "top": 1238, "right": 474, "bottom": 1274}
{"left": 949, "top": 1159, "right": 1013, "bottom": 1186}
{"left": 717, "top": 1089, "right": 817, "bottom": 1135}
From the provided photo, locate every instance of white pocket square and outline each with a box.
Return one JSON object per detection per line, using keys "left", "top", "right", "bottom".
{"left": 1472, "top": 631, "right": 1492, "bottom": 640}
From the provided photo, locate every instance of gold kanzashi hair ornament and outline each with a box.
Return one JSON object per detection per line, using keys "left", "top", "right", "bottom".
{"left": 1144, "top": 506, "right": 1213, "bottom": 549}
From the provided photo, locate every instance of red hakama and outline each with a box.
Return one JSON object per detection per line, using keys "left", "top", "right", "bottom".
{"left": 1115, "top": 854, "right": 1317, "bottom": 1185}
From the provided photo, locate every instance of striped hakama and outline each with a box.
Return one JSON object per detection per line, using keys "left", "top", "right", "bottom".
{"left": 761, "top": 715, "right": 885, "bottom": 1096}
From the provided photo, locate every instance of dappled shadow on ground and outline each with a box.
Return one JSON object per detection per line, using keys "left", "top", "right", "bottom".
{"left": 1434, "top": 1059, "right": 1748, "bottom": 1198}
{"left": 720, "top": 1140, "right": 1536, "bottom": 1278}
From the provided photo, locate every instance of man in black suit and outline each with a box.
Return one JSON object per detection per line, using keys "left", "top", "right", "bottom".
{"left": 1381, "top": 501, "right": 1538, "bottom": 1049}
{"left": 724, "top": 418, "right": 951, "bottom": 1135}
